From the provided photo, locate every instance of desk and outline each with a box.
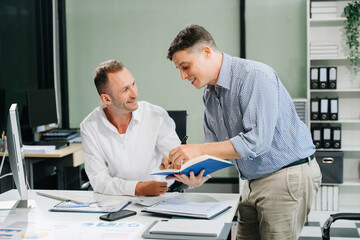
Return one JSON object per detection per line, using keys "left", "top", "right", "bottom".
{"left": 1, "top": 143, "right": 84, "bottom": 190}
{"left": 0, "top": 190, "right": 240, "bottom": 240}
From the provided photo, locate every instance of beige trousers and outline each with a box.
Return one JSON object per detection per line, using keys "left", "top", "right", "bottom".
{"left": 237, "top": 158, "right": 322, "bottom": 240}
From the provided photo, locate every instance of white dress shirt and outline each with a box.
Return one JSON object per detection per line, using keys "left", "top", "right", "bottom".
{"left": 80, "top": 101, "right": 180, "bottom": 196}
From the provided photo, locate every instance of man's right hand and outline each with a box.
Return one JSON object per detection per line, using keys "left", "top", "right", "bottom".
{"left": 135, "top": 181, "right": 168, "bottom": 196}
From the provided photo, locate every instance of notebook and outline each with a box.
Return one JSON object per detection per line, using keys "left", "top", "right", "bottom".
{"left": 142, "top": 221, "right": 232, "bottom": 240}
{"left": 149, "top": 219, "right": 224, "bottom": 237}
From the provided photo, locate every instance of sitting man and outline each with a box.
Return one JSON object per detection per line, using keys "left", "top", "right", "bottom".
{"left": 80, "top": 59, "right": 180, "bottom": 196}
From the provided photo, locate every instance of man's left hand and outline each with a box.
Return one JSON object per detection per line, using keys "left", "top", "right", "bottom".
{"left": 165, "top": 169, "right": 210, "bottom": 188}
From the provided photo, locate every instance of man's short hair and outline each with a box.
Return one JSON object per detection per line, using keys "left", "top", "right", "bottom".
{"left": 167, "top": 24, "right": 218, "bottom": 61}
{"left": 94, "top": 60, "right": 124, "bottom": 95}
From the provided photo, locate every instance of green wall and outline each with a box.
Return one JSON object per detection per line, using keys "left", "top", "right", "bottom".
{"left": 246, "top": 0, "right": 307, "bottom": 97}
{"left": 65, "top": 0, "right": 307, "bottom": 178}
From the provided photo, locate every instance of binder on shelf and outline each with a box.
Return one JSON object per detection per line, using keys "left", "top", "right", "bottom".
{"left": 315, "top": 186, "right": 322, "bottom": 211}
{"left": 333, "top": 186, "right": 339, "bottom": 211}
{"left": 328, "top": 67, "right": 337, "bottom": 89}
{"left": 332, "top": 127, "right": 341, "bottom": 149}
{"left": 329, "top": 98, "right": 338, "bottom": 120}
{"left": 311, "top": 98, "right": 320, "bottom": 120}
{"left": 322, "top": 126, "right": 331, "bottom": 148}
{"left": 320, "top": 98, "right": 329, "bottom": 120}
{"left": 327, "top": 185, "right": 334, "bottom": 211}
{"left": 312, "top": 127, "right": 322, "bottom": 148}
{"left": 310, "top": 67, "right": 319, "bottom": 89}
{"left": 319, "top": 67, "right": 328, "bottom": 89}
{"left": 321, "top": 186, "right": 328, "bottom": 211}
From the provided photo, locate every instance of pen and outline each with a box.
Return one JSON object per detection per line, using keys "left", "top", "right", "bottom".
{"left": 168, "top": 136, "right": 188, "bottom": 168}
{"left": 181, "top": 135, "right": 188, "bottom": 145}
{"left": 120, "top": 201, "right": 132, "bottom": 210}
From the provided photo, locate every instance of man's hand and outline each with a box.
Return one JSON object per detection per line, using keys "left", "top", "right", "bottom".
{"left": 135, "top": 181, "right": 168, "bottom": 196}
{"left": 168, "top": 144, "right": 203, "bottom": 169}
{"left": 166, "top": 169, "right": 210, "bottom": 188}
{"left": 160, "top": 156, "right": 171, "bottom": 170}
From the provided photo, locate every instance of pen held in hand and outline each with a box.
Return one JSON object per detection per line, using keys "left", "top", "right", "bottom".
{"left": 168, "top": 136, "right": 188, "bottom": 168}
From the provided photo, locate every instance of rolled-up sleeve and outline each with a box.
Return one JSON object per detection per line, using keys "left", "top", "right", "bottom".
{"left": 230, "top": 69, "right": 279, "bottom": 160}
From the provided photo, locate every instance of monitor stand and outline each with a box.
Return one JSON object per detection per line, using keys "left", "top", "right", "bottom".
{"left": 16, "top": 199, "right": 36, "bottom": 208}
{"left": 0, "top": 199, "right": 35, "bottom": 210}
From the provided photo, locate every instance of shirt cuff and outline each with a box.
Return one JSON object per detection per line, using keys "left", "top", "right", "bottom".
{"left": 230, "top": 135, "right": 255, "bottom": 159}
{"left": 124, "top": 180, "right": 140, "bottom": 196}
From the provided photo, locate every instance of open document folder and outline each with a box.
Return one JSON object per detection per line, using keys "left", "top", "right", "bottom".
{"left": 141, "top": 198, "right": 231, "bottom": 219}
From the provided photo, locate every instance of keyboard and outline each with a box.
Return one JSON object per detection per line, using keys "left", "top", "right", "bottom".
{"left": 42, "top": 129, "right": 79, "bottom": 141}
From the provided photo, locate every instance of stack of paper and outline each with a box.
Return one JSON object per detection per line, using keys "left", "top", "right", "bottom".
{"left": 310, "top": 42, "right": 339, "bottom": 59}
{"left": 23, "top": 145, "right": 55, "bottom": 154}
{"left": 311, "top": 1, "right": 337, "bottom": 19}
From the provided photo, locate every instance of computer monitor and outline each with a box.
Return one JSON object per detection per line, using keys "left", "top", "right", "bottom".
{"left": 4, "top": 103, "right": 35, "bottom": 209}
{"left": 26, "top": 89, "right": 58, "bottom": 129}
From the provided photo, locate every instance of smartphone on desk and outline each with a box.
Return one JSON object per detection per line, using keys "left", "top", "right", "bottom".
{"left": 99, "top": 210, "right": 136, "bottom": 221}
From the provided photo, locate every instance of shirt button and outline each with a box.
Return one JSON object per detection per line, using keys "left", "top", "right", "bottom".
{"left": 225, "top": 137, "right": 228, "bottom": 140}
{"left": 221, "top": 118, "right": 223, "bottom": 121}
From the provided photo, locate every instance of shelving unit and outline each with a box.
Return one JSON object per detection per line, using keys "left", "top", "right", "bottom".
{"left": 307, "top": 0, "right": 360, "bottom": 210}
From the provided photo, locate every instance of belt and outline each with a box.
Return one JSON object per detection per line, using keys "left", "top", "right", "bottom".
{"left": 282, "top": 154, "right": 315, "bottom": 169}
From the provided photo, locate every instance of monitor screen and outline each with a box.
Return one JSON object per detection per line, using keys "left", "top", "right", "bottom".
{"left": 26, "top": 89, "right": 57, "bottom": 129}
{"left": 6, "top": 103, "right": 34, "bottom": 208}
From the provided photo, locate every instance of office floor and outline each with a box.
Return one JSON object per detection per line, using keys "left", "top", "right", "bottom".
{"left": 299, "top": 211, "right": 360, "bottom": 240}
{"left": 230, "top": 211, "right": 360, "bottom": 240}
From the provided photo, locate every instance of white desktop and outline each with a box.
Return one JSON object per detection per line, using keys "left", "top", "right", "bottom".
{"left": 0, "top": 190, "right": 240, "bottom": 240}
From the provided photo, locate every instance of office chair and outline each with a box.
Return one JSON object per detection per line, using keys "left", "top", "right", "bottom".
{"left": 322, "top": 213, "right": 360, "bottom": 240}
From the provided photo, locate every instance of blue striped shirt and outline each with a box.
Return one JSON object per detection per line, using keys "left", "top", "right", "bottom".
{"left": 203, "top": 53, "right": 315, "bottom": 180}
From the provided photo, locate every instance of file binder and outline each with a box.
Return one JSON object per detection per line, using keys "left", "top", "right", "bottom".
{"left": 321, "top": 186, "right": 328, "bottom": 211}
{"left": 328, "top": 67, "right": 337, "bottom": 89}
{"left": 332, "top": 127, "right": 341, "bottom": 149}
{"left": 311, "top": 98, "right": 320, "bottom": 120}
{"left": 310, "top": 67, "right": 319, "bottom": 89}
{"left": 319, "top": 67, "right": 328, "bottom": 89}
{"left": 312, "top": 127, "right": 322, "bottom": 148}
{"left": 322, "top": 126, "right": 331, "bottom": 148}
{"left": 329, "top": 98, "right": 338, "bottom": 120}
{"left": 320, "top": 98, "right": 329, "bottom": 120}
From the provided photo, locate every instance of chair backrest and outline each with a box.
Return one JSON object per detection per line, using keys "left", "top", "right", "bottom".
{"left": 167, "top": 110, "right": 187, "bottom": 141}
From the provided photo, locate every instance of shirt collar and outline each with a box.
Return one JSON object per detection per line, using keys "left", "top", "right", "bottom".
{"left": 216, "top": 53, "right": 231, "bottom": 89}
{"left": 206, "top": 53, "right": 231, "bottom": 95}
{"left": 99, "top": 101, "right": 140, "bottom": 130}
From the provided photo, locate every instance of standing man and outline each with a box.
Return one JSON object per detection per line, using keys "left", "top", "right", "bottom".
{"left": 164, "top": 24, "right": 322, "bottom": 239}
{"left": 81, "top": 60, "right": 180, "bottom": 196}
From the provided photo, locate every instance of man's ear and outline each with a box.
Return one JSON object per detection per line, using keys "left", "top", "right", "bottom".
{"left": 100, "top": 93, "right": 112, "bottom": 105}
{"left": 202, "top": 46, "right": 212, "bottom": 58}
